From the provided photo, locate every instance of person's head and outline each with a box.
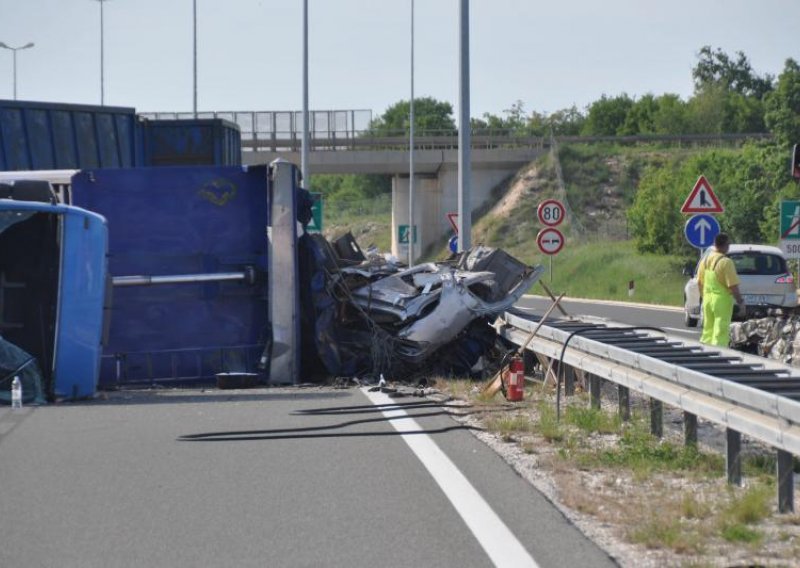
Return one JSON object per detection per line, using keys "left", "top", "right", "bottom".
{"left": 714, "top": 232, "right": 731, "bottom": 253}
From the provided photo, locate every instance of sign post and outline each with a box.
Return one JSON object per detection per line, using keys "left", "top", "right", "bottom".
{"left": 537, "top": 199, "right": 566, "bottom": 227}
{"left": 684, "top": 213, "right": 720, "bottom": 249}
{"left": 537, "top": 199, "right": 566, "bottom": 282}
{"left": 780, "top": 200, "right": 800, "bottom": 259}
{"left": 307, "top": 192, "right": 323, "bottom": 233}
{"left": 680, "top": 176, "right": 724, "bottom": 215}
{"left": 681, "top": 176, "right": 724, "bottom": 255}
{"left": 398, "top": 224, "right": 417, "bottom": 245}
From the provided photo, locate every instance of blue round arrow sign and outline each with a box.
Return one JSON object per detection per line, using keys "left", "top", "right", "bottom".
{"left": 684, "top": 213, "right": 720, "bottom": 249}
{"left": 448, "top": 235, "right": 458, "bottom": 254}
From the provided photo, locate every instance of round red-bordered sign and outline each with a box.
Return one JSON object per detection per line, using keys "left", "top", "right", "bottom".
{"left": 537, "top": 199, "right": 565, "bottom": 227}
{"left": 537, "top": 227, "right": 565, "bottom": 255}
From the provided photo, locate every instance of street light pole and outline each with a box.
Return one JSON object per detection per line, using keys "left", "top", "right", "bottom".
{"left": 193, "top": 0, "right": 197, "bottom": 116}
{"left": 0, "top": 42, "right": 34, "bottom": 100}
{"left": 408, "top": 0, "right": 415, "bottom": 266}
{"left": 93, "top": 0, "right": 111, "bottom": 106}
{"left": 457, "top": 0, "right": 472, "bottom": 251}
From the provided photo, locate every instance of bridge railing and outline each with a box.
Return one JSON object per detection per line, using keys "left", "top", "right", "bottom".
{"left": 140, "top": 111, "right": 770, "bottom": 152}
{"left": 241, "top": 130, "right": 771, "bottom": 153}
{"left": 241, "top": 129, "right": 550, "bottom": 152}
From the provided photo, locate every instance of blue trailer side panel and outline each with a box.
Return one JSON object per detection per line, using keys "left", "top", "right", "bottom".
{"left": 71, "top": 166, "right": 268, "bottom": 386}
{"left": 0, "top": 100, "right": 138, "bottom": 171}
{"left": 53, "top": 207, "right": 108, "bottom": 398}
{"left": 141, "top": 119, "right": 242, "bottom": 167}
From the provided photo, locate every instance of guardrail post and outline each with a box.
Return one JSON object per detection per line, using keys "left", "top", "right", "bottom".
{"left": 522, "top": 351, "right": 536, "bottom": 377}
{"left": 777, "top": 450, "right": 795, "bottom": 513}
{"left": 564, "top": 365, "right": 575, "bottom": 396}
{"left": 618, "top": 385, "right": 630, "bottom": 421}
{"left": 726, "top": 429, "right": 742, "bottom": 486}
{"left": 650, "top": 398, "right": 663, "bottom": 438}
{"left": 589, "top": 374, "right": 601, "bottom": 409}
{"left": 684, "top": 412, "right": 698, "bottom": 447}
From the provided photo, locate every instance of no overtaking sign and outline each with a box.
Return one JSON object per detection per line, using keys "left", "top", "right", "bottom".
{"left": 537, "top": 227, "right": 564, "bottom": 255}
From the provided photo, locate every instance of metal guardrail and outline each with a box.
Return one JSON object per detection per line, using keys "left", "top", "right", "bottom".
{"left": 495, "top": 310, "right": 800, "bottom": 513}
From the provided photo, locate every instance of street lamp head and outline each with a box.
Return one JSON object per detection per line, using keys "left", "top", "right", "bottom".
{"left": 0, "top": 42, "right": 35, "bottom": 50}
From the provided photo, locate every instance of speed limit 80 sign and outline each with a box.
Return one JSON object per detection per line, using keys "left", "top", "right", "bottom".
{"left": 537, "top": 199, "right": 565, "bottom": 227}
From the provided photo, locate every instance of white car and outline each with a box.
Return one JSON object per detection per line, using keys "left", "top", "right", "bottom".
{"left": 683, "top": 244, "right": 797, "bottom": 327}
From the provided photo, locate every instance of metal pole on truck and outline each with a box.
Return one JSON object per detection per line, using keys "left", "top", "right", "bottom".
{"left": 193, "top": 0, "right": 197, "bottom": 116}
{"left": 0, "top": 42, "right": 34, "bottom": 100}
{"left": 301, "top": 0, "right": 310, "bottom": 187}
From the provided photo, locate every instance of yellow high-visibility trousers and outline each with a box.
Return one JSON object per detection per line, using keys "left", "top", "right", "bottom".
{"left": 700, "top": 293, "right": 734, "bottom": 347}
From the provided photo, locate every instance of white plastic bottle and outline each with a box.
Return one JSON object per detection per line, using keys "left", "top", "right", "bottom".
{"left": 11, "top": 376, "right": 22, "bottom": 409}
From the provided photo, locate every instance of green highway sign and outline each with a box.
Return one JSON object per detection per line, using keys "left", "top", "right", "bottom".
{"left": 307, "top": 192, "right": 323, "bottom": 233}
{"left": 780, "top": 200, "right": 800, "bottom": 258}
{"left": 398, "top": 224, "right": 417, "bottom": 244}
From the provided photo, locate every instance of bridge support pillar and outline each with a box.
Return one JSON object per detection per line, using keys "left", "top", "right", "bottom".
{"left": 391, "top": 163, "right": 526, "bottom": 260}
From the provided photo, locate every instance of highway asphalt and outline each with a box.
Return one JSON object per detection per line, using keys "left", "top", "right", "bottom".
{"left": 517, "top": 294, "right": 701, "bottom": 341}
{"left": 0, "top": 387, "right": 616, "bottom": 568}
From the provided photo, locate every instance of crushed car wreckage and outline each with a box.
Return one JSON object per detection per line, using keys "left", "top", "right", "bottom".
{"left": 299, "top": 232, "right": 545, "bottom": 379}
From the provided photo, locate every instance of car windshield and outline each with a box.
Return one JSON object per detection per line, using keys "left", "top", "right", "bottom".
{"left": 729, "top": 252, "right": 786, "bottom": 276}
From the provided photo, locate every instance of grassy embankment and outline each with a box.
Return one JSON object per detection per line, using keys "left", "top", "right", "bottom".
{"left": 323, "top": 142, "right": 751, "bottom": 307}
{"left": 527, "top": 240, "right": 689, "bottom": 307}
{"left": 470, "top": 143, "right": 702, "bottom": 307}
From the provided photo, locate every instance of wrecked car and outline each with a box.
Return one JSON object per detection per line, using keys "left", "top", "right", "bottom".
{"left": 300, "top": 234, "right": 544, "bottom": 377}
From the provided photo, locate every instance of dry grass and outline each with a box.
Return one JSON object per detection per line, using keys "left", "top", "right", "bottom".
{"left": 441, "top": 375, "right": 800, "bottom": 565}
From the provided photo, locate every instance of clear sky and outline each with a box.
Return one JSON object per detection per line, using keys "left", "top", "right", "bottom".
{"left": 0, "top": 0, "right": 798, "bottom": 123}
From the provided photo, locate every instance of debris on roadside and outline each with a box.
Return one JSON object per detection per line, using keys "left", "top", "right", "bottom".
{"left": 729, "top": 316, "right": 800, "bottom": 365}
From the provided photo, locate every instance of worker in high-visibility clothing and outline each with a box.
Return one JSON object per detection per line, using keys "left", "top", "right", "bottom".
{"left": 697, "top": 233, "right": 745, "bottom": 347}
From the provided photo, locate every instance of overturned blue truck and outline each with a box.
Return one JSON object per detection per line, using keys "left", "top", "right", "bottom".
{"left": 0, "top": 163, "right": 544, "bottom": 400}
{"left": 0, "top": 101, "right": 544, "bottom": 400}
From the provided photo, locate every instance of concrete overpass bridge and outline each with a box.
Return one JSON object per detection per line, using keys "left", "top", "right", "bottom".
{"left": 144, "top": 109, "right": 767, "bottom": 258}
{"left": 143, "top": 109, "right": 548, "bottom": 258}
{"left": 241, "top": 136, "right": 546, "bottom": 259}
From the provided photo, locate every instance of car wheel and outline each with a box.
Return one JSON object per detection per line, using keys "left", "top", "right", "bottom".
{"left": 684, "top": 310, "right": 698, "bottom": 328}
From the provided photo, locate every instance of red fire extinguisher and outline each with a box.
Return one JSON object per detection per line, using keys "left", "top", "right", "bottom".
{"left": 505, "top": 356, "right": 525, "bottom": 401}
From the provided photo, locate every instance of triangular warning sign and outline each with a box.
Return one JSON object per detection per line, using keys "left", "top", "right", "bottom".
{"left": 681, "top": 175, "right": 724, "bottom": 214}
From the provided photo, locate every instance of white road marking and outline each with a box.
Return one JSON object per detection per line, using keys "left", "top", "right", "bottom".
{"left": 363, "top": 388, "right": 539, "bottom": 568}
{"left": 662, "top": 326, "right": 700, "bottom": 336}
{"left": 521, "top": 294, "right": 683, "bottom": 313}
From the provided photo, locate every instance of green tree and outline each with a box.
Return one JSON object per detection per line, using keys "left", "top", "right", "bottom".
{"left": 628, "top": 143, "right": 793, "bottom": 254}
{"left": 722, "top": 92, "right": 766, "bottom": 133}
{"left": 370, "top": 97, "right": 456, "bottom": 135}
{"left": 619, "top": 94, "right": 658, "bottom": 135}
{"left": 686, "top": 85, "right": 728, "bottom": 134}
{"left": 581, "top": 94, "right": 634, "bottom": 136}
{"left": 764, "top": 58, "right": 800, "bottom": 145}
{"left": 312, "top": 173, "right": 391, "bottom": 200}
{"left": 546, "top": 105, "right": 585, "bottom": 136}
{"left": 651, "top": 94, "right": 690, "bottom": 134}
{"left": 692, "top": 46, "right": 773, "bottom": 99}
